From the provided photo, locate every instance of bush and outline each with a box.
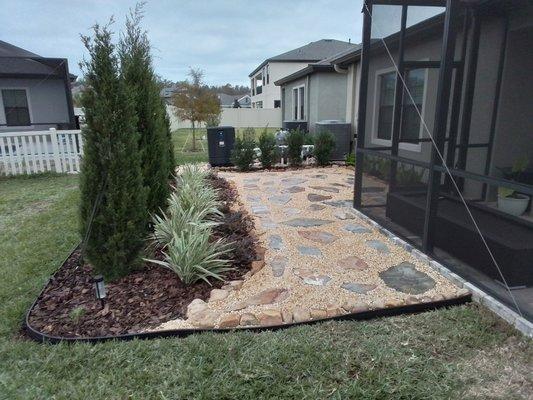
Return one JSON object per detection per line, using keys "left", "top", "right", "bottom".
{"left": 79, "top": 23, "right": 147, "bottom": 280}
{"left": 313, "top": 130, "right": 336, "bottom": 166}
{"left": 231, "top": 136, "right": 256, "bottom": 171}
{"left": 286, "top": 129, "right": 304, "bottom": 167}
{"left": 346, "top": 152, "right": 355, "bottom": 166}
{"left": 258, "top": 129, "right": 278, "bottom": 168}
{"left": 148, "top": 227, "right": 233, "bottom": 285}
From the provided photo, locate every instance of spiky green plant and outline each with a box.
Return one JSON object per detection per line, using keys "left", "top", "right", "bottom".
{"left": 146, "top": 227, "right": 233, "bottom": 285}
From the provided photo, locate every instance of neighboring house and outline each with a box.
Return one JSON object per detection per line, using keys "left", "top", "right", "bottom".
{"left": 0, "top": 40, "right": 76, "bottom": 131}
{"left": 348, "top": 1, "right": 532, "bottom": 322}
{"left": 249, "top": 39, "right": 356, "bottom": 109}
{"left": 217, "top": 92, "right": 241, "bottom": 108}
{"left": 237, "top": 94, "right": 251, "bottom": 108}
{"left": 160, "top": 86, "right": 178, "bottom": 105}
{"left": 275, "top": 46, "right": 361, "bottom": 133}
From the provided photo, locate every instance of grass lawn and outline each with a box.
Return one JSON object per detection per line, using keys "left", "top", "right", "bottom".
{"left": 0, "top": 173, "right": 531, "bottom": 399}
{"left": 172, "top": 127, "right": 279, "bottom": 165}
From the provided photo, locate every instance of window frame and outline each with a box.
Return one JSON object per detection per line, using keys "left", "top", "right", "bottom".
{"left": 370, "top": 66, "right": 428, "bottom": 152}
{"left": 0, "top": 87, "right": 33, "bottom": 128}
{"left": 292, "top": 84, "right": 305, "bottom": 121}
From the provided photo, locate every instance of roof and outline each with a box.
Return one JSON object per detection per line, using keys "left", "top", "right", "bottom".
{"left": 217, "top": 92, "right": 241, "bottom": 106}
{"left": 249, "top": 39, "right": 357, "bottom": 77}
{"left": 0, "top": 40, "right": 76, "bottom": 80}
{"left": 274, "top": 44, "right": 362, "bottom": 86}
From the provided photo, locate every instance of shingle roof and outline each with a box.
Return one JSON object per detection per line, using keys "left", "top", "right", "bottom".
{"left": 0, "top": 40, "right": 40, "bottom": 58}
{"left": 249, "top": 39, "right": 356, "bottom": 77}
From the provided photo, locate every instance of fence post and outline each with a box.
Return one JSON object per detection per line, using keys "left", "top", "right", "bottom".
{"left": 50, "top": 128, "right": 63, "bottom": 173}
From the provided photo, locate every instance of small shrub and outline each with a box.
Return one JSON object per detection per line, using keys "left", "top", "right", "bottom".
{"left": 69, "top": 306, "right": 87, "bottom": 324}
{"left": 231, "top": 136, "right": 256, "bottom": 171}
{"left": 258, "top": 129, "right": 278, "bottom": 168}
{"left": 346, "top": 152, "right": 355, "bottom": 166}
{"left": 313, "top": 130, "right": 336, "bottom": 166}
{"left": 241, "top": 127, "right": 256, "bottom": 141}
{"left": 147, "top": 227, "right": 233, "bottom": 285}
{"left": 286, "top": 129, "right": 304, "bottom": 167}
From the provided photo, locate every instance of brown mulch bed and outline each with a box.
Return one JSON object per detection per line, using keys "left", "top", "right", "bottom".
{"left": 26, "top": 174, "right": 257, "bottom": 338}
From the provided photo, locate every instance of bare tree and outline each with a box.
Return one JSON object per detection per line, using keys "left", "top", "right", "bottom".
{"left": 172, "top": 68, "right": 221, "bottom": 151}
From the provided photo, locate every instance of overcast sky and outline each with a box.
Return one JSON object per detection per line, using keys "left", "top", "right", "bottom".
{"left": 3, "top": 0, "right": 364, "bottom": 86}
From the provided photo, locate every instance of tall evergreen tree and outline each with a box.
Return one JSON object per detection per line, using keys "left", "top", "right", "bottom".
{"left": 79, "top": 22, "right": 147, "bottom": 280}
{"left": 120, "top": 5, "right": 174, "bottom": 215}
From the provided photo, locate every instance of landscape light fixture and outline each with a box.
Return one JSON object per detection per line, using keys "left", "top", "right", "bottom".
{"left": 93, "top": 275, "right": 106, "bottom": 308}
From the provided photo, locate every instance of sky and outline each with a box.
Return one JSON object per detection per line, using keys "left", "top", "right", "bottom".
{"left": 2, "top": 0, "right": 364, "bottom": 86}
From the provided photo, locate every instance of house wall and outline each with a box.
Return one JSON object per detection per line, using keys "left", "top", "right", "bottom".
{"left": 250, "top": 61, "right": 310, "bottom": 109}
{"left": 0, "top": 78, "right": 70, "bottom": 132}
{"left": 281, "top": 71, "right": 348, "bottom": 133}
{"left": 345, "top": 62, "right": 360, "bottom": 139}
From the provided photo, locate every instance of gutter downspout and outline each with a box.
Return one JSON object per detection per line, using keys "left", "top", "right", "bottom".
{"left": 334, "top": 64, "right": 348, "bottom": 74}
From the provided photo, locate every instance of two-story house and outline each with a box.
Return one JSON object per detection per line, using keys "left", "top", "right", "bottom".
{"left": 248, "top": 39, "right": 356, "bottom": 110}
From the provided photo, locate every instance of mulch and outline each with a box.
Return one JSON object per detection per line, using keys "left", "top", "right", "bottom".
{"left": 26, "top": 174, "right": 257, "bottom": 338}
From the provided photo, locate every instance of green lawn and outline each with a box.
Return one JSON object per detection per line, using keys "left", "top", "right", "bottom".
{"left": 172, "top": 127, "right": 279, "bottom": 165}
{"left": 0, "top": 173, "right": 531, "bottom": 399}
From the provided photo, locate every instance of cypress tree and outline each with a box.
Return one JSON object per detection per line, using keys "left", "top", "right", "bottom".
{"left": 79, "top": 22, "right": 147, "bottom": 280}
{"left": 120, "top": 6, "right": 175, "bottom": 216}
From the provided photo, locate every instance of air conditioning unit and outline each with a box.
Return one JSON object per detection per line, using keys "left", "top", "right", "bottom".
{"left": 315, "top": 120, "right": 352, "bottom": 161}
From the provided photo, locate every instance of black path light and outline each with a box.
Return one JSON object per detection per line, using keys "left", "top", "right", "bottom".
{"left": 92, "top": 275, "right": 106, "bottom": 308}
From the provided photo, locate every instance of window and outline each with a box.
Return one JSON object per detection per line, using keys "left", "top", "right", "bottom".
{"left": 292, "top": 86, "right": 305, "bottom": 120}
{"left": 274, "top": 100, "right": 281, "bottom": 108}
{"left": 266, "top": 65, "right": 270, "bottom": 84}
{"left": 256, "top": 101, "right": 263, "bottom": 109}
{"left": 2, "top": 89, "right": 30, "bottom": 126}
{"left": 401, "top": 69, "right": 425, "bottom": 141}
{"left": 377, "top": 72, "right": 396, "bottom": 140}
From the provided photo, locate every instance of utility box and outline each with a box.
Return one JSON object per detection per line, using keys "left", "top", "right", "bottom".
{"left": 207, "top": 126, "right": 235, "bottom": 166}
{"left": 315, "top": 120, "right": 352, "bottom": 161}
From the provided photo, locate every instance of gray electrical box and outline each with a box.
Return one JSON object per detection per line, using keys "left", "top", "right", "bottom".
{"left": 315, "top": 120, "right": 352, "bottom": 161}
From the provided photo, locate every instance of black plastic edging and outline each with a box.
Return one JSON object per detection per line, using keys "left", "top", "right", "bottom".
{"left": 24, "top": 245, "right": 472, "bottom": 344}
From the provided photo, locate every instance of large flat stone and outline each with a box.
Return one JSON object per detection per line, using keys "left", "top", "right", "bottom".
{"left": 298, "top": 230, "right": 338, "bottom": 244}
{"left": 282, "top": 186, "right": 306, "bottom": 194}
{"left": 268, "top": 234, "right": 283, "bottom": 250}
{"left": 281, "top": 177, "right": 307, "bottom": 186}
{"left": 282, "top": 218, "right": 333, "bottom": 227}
{"left": 294, "top": 269, "right": 331, "bottom": 286}
{"left": 366, "top": 240, "right": 390, "bottom": 254}
{"left": 297, "top": 245, "right": 323, "bottom": 257}
{"left": 308, "top": 193, "right": 333, "bottom": 202}
{"left": 245, "top": 288, "right": 290, "bottom": 306}
{"left": 379, "top": 262, "right": 436, "bottom": 294}
{"left": 345, "top": 224, "right": 371, "bottom": 234}
{"left": 268, "top": 194, "right": 291, "bottom": 205}
{"left": 308, "top": 204, "right": 326, "bottom": 211}
{"left": 341, "top": 282, "right": 377, "bottom": 294}
{"left": 284, "top": 207, "right": 301, "bottom": 216}
{"left": 243, "top": 184, "right": 259, "bottom": 190}
{"left": 271, "top": 255, "right": 288, "bottom": 277}
{"left": 309, "top": 185, "right": 340, "bottom": 193}
{"left": 247, "top": 194, "right": 262, "bottom": 203}
{"left": 251, "top": 205, "right": 269, "bottom": 215}
{"left": 323, "top": 199, "right": 353, "bottom": 208}
{"left": 336, "top": 256, "right": 369, "bottom": 271}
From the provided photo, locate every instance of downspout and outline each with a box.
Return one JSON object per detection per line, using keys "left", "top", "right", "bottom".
{"left": 334, "top": 64, "right": 348, "bottom": 74}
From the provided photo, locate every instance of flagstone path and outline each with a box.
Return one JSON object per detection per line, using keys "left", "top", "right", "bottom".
{"left": 156, "top": 166, "right": 468, "bottom": 331}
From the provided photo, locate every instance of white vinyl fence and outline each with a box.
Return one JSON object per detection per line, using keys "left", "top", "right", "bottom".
{"left": 0, "top": 128, "right": 83, "bottom": 176}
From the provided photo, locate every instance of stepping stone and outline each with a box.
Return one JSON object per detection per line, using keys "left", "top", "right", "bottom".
{"left": 298, "top": 230, "right": 338, "bottom": 244}
{"left": 271, "top": 255, "right": 288, "bottom": 277}
{"left": 308, "top": 204, "right": 326, "bottom": 211}
{"left": 262, "top": 220, "right": 278, "bottom": 229}
{"left": 263, "top": 181, "right": 275, "bottom": 186}
{"left": 268, "top": 234, "right": 283, "bottom": 250}
{"left": 331, "top": 183, "right": 348, "bottom": 187}
{"left": 308, "top": 193, "right": 332, "bottom": 202}
{"left": 341, "top": 282, "right": 377, "bottom": 294}
{"left": 366, "top": 240, "right": 390, "bottom": 254}
{"left": 244, "top": 184, "right": 259, "bottom": 190}
{"left": 323, "top": 200, "right": 353, "bottom": 208}
{"left": 310, "top": 174, "right": 327, "bottom": 179}
{"left": 283, "top": 218, "right": 333, "bottom": 227}
{"left": 309, "top": 186, "right": 340, "bottom": 193}
{"left": 247, "top": 194, "right": 261, "bottom": 203}
{"left": 379, "top": 262, "right": 436, "bottom": 294}
{"left": 345, "top": 224, "right": 371, "bottom": 234}
{"left": 297, "top": 245, "right": 322, "bottom": 257}
{"left": 334, "top": 210, "right": 356, "bottom": 220}
{"left": 294, "top": 269, "right": 331, "bottom": 286}
{"left": 251, "top": 205, "right": 269, "bottom": 215}
{"left": 282, "top": 186, "right": 305, "bottom": 194}
{"left": 264, "top": 187, "right": 278, "bottom": 194}
{"left": 244, "top": 178, "right": 260, "bottom": 184}
{"left": 269, "top": 194, "right": 291, "bottom": 205}
{"left": 245, "top": 288, "right": 289, "bottom": 306}
{"left": 285, "top": 207, "right": 301, "bottom": 216}
{"left": 337, "top": 256, "right": 369, "bottom": 271}
{"left": 281, "top": 177, "right": 307, "bottom": 186}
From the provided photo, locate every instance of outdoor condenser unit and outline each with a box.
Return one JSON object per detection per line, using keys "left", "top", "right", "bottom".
{"left": 315, "top": 120, "right": 352, "bottom": 161}
{"left": 207, "top": 126, "right": 235, "bottom": 167}
{"left": 283, "top": 121, "right": 308, "bottom": 132}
